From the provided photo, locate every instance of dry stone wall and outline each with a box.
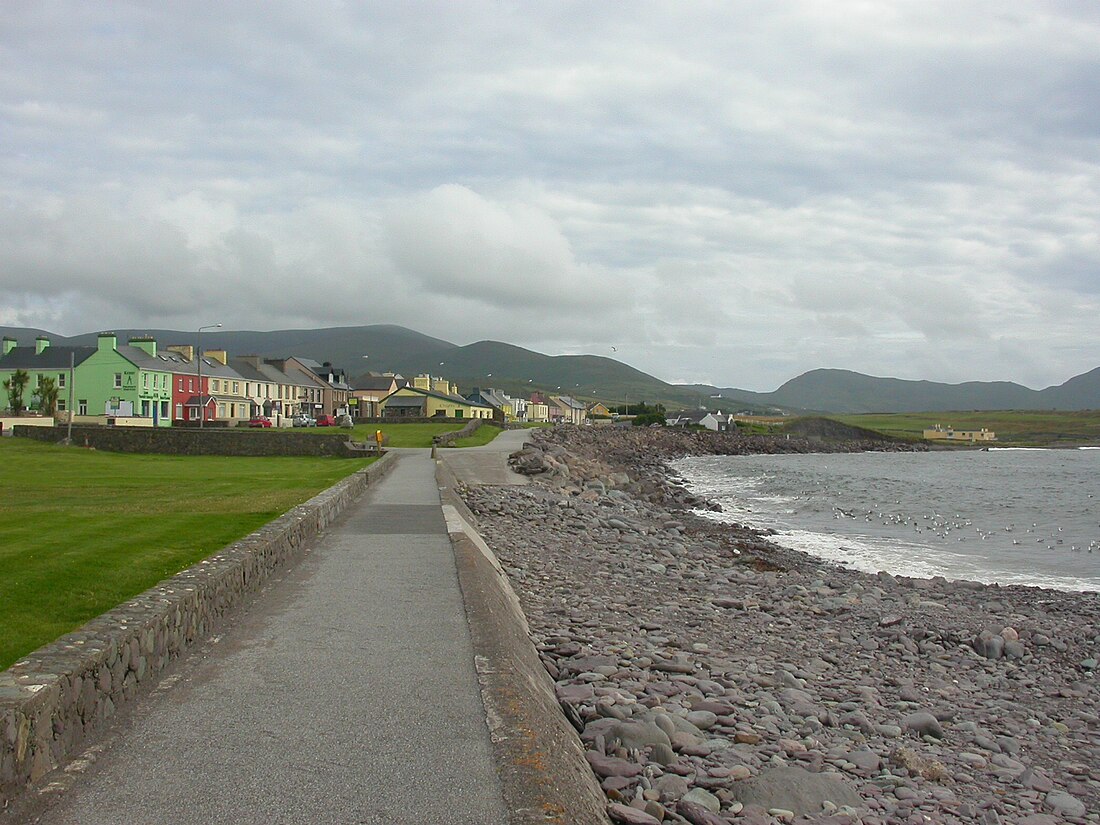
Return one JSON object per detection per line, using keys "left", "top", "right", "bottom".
{"left": 0, "top": 452, "right": 396, "bottom": 808}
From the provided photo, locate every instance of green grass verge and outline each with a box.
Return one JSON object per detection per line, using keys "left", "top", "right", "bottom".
{"left": 830, "top": 410, "right": 1100, "bottom": 446}
{"left": 0, "top": 439, "right": 375, "bottom": 670}
{"left": 451, "top": 425, "right": 505, "bottom": 448}
{"left": 276, "top": 422, "right": 501, "bottom": 448}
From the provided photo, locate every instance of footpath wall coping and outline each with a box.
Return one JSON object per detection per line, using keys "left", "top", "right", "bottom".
{"left": 436, "top": 461, "right": 611, "bottom": 825}
{"left": 12, "top": 425, "right": 379, "bottom": 458}
{"left": 0, "top": 452, "right": 397, "bottom": 809}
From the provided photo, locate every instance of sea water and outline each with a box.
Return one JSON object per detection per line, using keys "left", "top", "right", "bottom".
{"left": 672, "top": 448, "right": 1100, "bottom": 592}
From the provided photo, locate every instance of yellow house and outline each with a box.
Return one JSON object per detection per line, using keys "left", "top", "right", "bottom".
{"left": 381, "top": 386, "right": 494, "bottom": 419}
{"left": 923, "top": 424, "right": 997, "bottom": 442}
{"left": 411, "top": 374, "right": 460, "bottom": 396}
{"left": 588, "top": 402, "right": 612, "bottom": 417}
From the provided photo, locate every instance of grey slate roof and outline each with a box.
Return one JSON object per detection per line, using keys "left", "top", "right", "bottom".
{"left": 0, "top": 346, "right": 96, "bottom": 370}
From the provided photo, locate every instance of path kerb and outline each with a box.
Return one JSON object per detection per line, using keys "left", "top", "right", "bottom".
{"left": 437, "top": 459, "right": 611, "bottom": 825}
{"left": 0, "top": 452, "right": 397, "bottom": 810}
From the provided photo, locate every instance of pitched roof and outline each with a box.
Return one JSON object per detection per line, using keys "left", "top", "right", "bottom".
{"left": 0, "top": 345, "right": 97, "bottom": 370}
{"left": 352, "top": 375, "right": 399, "bottom": 391}
{"left": 384, "top": 385, "right": 492, "bottom": 408}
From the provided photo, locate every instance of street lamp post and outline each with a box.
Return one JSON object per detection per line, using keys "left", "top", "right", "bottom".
{"left": 197, "top": 323, "right": 221, "bottom": 428}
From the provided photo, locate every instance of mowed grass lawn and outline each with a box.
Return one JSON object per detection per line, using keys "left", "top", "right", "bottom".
{"left": 291, "top": 421, "right": 504, "bottom": 448}
{"left": 0, "top": 439, "right": 374, "bottom": 670}
{"left": 832, "top": 410, "right": 1100, "bottom": 445}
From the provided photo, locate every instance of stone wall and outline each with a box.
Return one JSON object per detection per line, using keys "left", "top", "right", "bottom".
{"left": 433, "top": 418, "right": 489, "bottom": 447}
{"left": 12, "top": 425, "right": 377, "bottom": 458}
{"left": 0, "top": 452, "right": 397, "bottom": 807}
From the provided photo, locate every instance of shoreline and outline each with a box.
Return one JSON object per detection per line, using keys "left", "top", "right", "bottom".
{"left": 464, "top": 426, "right": 1099, "bottom": 824}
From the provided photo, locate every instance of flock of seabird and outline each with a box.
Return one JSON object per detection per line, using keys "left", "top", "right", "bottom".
{"left": 831, "top": 507, "right": 1099, "bottom": 553}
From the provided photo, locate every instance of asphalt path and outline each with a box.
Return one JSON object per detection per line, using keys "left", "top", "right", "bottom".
{"left": 436, "top": 428, "right": 533, "bottom": 486}
{"left": 26, "top": 451, "right": 507, "bottom": 825}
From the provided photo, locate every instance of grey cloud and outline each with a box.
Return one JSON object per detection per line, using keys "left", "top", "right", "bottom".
{"left": 2, "top": 2, "right": 1100, "bottom": 391}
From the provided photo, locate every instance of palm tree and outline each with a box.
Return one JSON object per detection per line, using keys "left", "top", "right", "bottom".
{"left": 33, "top": 375, "right": 59, "bottom": 416}
{"left": 3, "top": 369, "right": 30, "bottom": 415}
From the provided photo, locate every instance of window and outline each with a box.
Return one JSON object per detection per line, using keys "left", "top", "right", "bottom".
{"left": 57, "top": 399, "right": 66, "bottom": 412}
{"left": 233, "top": 382, "right": 239, "bottom": 394}
{"left": 160, "top": 401, "right": 168, "bottom": 418}
{"left": 175, "top": 403, "right": 183, "bottom": 419}
{"left": 178, "top": 378, "right": 183, "bottom": 391}
{"left": 114, "top": 373, "right": 122, "bottom": 388}
{"left": 188, "top": 379, "right": 194, "bottom": 391}
{"left": 141, "top": 400, "right": 150, "bottom": 416}
{"left": 58, "top": 373, "right": 66, "bottom": 388}
{"left": 143, "top": 374, "right": 149, "bottom": 388}
{"left": 78, "top": 400, "right": 87, "bottom": 415}
{"left": 211, "top": 379, "right": 219, "bottom": 392}
{"left": 218, "top": 403, "right": 227, "bottom": 417}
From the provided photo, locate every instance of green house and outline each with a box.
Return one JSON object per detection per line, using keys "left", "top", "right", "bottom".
{"left": 0, "top": 333, "right": 173, "bottom": 426}
{"left": 76, "top": 334, "right": 173, "bottom": 425}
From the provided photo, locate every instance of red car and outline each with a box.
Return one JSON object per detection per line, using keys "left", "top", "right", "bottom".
{"left": 248, "top": 416, "right": 273, "bottom": 428}
{"left": 315, "top": 415, "right": 337, "bottom": 427}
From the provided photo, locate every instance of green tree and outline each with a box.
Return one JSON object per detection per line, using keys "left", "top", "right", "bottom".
{"left": 3, "top": 369, "right": 30, "bottom": 415}
{"left": 33, "top": 375, "right": 59, "bottom": 416}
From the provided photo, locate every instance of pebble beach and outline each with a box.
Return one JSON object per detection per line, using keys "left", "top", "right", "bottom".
{"left": 461, "top": 426, "right": 1100, "bottom": 825}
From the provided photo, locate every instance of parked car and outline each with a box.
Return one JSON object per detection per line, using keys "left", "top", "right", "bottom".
{"left": 248, "top": 416, "right": 273, "bottom": 428}
{"left": 315, "top": 414, "right": 337, "bottom": 427}
{"left": 293, "top": 415, "right": 316, "bottom": 427}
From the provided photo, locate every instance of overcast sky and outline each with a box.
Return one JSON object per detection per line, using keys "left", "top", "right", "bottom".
{"left": 3, "top": 2, "right": 1099, "bottom": 391}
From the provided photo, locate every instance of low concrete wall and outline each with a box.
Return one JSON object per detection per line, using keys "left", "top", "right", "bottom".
{"left": 0, "top": 452, "right": 397, "bottom": 808}
{"left": 12, "top": 425, "right": 378, "bottom": 458}
{"left": 436, "top": 462, "right": 610, "bottom": 825}
{"left": 0, "top": 417, "right": 54, "bottom": 434}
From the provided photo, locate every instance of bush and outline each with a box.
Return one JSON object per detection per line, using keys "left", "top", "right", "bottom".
{"left": 631, "top": 412, "right": 667, "bottom": 427}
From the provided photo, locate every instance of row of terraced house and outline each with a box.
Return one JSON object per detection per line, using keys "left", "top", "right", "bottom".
{"left": 0, "top": 334, "right": 589, "bottom": 428}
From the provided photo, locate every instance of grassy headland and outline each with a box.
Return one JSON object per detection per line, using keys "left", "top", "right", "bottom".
{"left": 830, "top": 409, "right": 1100, "bottom": 446}
{"left": 0, "top": 439, "right": 375, "bottom": 669}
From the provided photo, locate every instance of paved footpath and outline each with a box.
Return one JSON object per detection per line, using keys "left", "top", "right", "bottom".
{"left": 435, "top": 428, "right": 532, "bottom": 486}
{"left": 26, "top": 451, "right": 508, "bottom": 825}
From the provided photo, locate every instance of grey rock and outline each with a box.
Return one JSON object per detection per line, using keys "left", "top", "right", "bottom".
{"left": 655, "top": 773, "right": 690, "bottom": 801}
{"left": 680, "top": 787, "right": 721, "bottom": 813}
{"left": 608, "top": 720, "right": 671, "bottom": 751}
{"left": 677, "top": 800, "right": 728, "bottom": 825}
{"left": 902, "top": 711, "right": 944, "bottom": 739}
{"left": 727, "top": 766, "right": 862, "bottom": 816}
{"left": 586, "top": 751, "right": 643, "bottom": 778}
{"left": 1044, "top": 790, "right": 1087, "bottom": 817}
{"left": 972, "top": 631, "right": 1005, "bottom": 659}
{"left": 608, "top": 802, "right": 662, "bottom": 825}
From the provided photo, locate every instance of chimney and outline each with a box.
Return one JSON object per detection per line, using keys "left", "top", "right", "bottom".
{"left": 127, "top": 336, "right": 157, "bottom": 357}
{"left": 167, "top": 344, "right": 194, "bottom": 361}
{"left": 97, "top": 332, "right": 117, "bottom": 351}
{"left": 203, "top": 349, "right": 227, "bottom": 365}
{"left": 3, "top": 337, "right": 17, "bottom": 356}
{"left": 236, "top": 355, "right": 262, "bottom": 369}
{"left": 35, "top": 335, "right": 50, "bottom": 355}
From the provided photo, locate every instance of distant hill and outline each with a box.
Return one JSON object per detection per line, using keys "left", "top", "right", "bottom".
{"left": 3, "top": 325, "right": 1097, "bottom": 412}
{"left": 702, "top": 368, "right": 1100, "bottom": 413}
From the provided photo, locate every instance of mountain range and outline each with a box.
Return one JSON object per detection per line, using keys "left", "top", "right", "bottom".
{"left": 3, "top": 324, "right": 1098, "bottom": 413}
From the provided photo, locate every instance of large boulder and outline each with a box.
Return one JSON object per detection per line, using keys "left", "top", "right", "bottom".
{"left": 727, "top": 766, "right": 862, "bottom": 816}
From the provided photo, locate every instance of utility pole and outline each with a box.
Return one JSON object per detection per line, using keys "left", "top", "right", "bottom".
{"left": 65, "top": 350, "right": 74, "bottom": 444}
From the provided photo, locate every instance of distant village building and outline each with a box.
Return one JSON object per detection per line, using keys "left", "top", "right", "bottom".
{"left": 923, "top": 424, "right": 996, "bottom": 442}
{"left": 666, "top": 409, "right": 734, "bottom": 432}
